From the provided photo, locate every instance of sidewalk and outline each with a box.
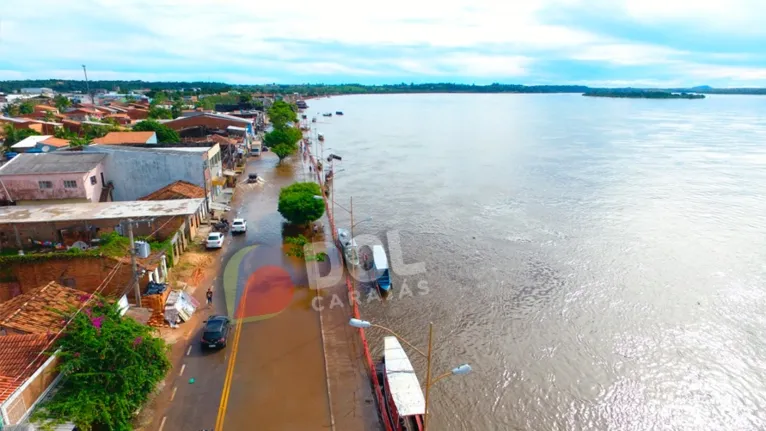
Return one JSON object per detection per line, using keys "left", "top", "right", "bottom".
{"left": 306, "top": 146, "right": 384, "bottom": 431}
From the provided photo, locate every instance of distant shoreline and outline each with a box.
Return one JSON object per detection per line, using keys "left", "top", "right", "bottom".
{"left": 583, "top": 91, "right": 706, "bottom": 100}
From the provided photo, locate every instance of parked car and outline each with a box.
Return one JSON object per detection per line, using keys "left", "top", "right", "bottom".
{"left": 206, "top": 232, "right": 224, "bottom": 249}
{"left": 201, "top": 315, "right": 231, "bottom": 349}
{"left": 231, "top": 218, "right": 247, "bottom": 234}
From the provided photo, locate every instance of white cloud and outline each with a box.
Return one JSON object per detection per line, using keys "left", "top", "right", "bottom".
{"left": 0, "top": 0, "right": 764, "bottom": 84}
{"left": 569, "top": 43, "right": 687, "bottom": 66}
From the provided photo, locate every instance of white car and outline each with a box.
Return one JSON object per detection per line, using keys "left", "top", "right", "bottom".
{"left": 206, "top": 232, "right": 225, "bottom": 249}
{"left": 231, "top": 218, "right": 247, "bottom": 234}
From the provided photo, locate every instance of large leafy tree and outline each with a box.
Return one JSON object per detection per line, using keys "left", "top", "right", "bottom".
{"left": 19, "top": 101, "right": 35, "bottom": 115}
{"left": 133, "top": 119, "right": 180, "bottom": 143}
{"left": 266, "top": 100, "right": 298, "bottom": 129}
{"left": 2, "top": 124, "right": 40, "bottom": 149}
{"left": 263, "top": 126, "right": 302, "bottom": 163}
{"left": 148, "top": 106, "right": 172, "bottom": 120}
{"left": 54, "top": 94, "right": 72, "bottom": 112}
{"left": 278, "top": 182, "right": 325, "bottom": 225}
{"left": 32, "top": 299, "right": 170, "bottom": 431}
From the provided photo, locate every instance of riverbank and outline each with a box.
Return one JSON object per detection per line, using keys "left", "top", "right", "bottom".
{"left": 303, "top": 142, "right": 387, "bottom": 431}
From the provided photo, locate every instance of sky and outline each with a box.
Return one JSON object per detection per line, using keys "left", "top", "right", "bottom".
{"left": 1, "top": 0, "right": 766, "bottom": 87}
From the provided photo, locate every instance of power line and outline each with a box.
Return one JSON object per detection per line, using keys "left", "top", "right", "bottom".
{"left": 0, "top": 260, "right": 125, "bottom": 403}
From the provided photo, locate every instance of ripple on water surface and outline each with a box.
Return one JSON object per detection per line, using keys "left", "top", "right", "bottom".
{"left": 309, "top": 94, "right": 766, "bottom": 430}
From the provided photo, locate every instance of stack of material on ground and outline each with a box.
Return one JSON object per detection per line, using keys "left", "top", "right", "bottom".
{"left": 164, "top": 290, "right": 200, "bottom": 324}
{"left": 144, "top": 287, "right": 172, "bottom": 327}
{"left": 145, "top": 281, "right": 168, "bottom": 296}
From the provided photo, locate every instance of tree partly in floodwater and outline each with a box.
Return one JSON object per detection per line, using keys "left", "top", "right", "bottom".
{"left": 278, "top": 182, "right": 325, "bottom": 226}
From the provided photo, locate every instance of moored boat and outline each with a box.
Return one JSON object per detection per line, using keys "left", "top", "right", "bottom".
{"left": 323, "top": 112, "right": 332, "bottom": 117}
{"left": 311, "top": 117, "right": 316, "bottom": 123}
{"left": 318, "top": 133, "right": 325, "bottom": 142}
{"left": 377, "top": 336, "right": 425, "bottom": 431}
{"left": 337, "top": 228, "right": 360, "bottom": 267}
{"left": 335, "top": 111, "right": 344, "bottom": 115}
{"left": 372, "top": 245, "right": 391, "bottom": 292}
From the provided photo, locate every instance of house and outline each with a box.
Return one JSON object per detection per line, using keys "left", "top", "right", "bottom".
{"left": 62, "top": 107, "right": 102, "bottom": 122}
{"left": 0, "top": 333, "right": 66, "bottom": 428}
{"left": 82, "top": 144, "right": 222, "bottom": 203}
{"left": 0, "top": 153, "right": 107, "bottom": 205}
{"left": 0, "top": 282, "right": 83, "bottom": 336}
{"left": 19, "top": 88, "right": 54, "bottom": 96}
{"left": 10, "top": 135, "right": 70, "bottom": 153}
{"left": 104, "top": 113, "right": 132, "bottom": 126}
{"left": 163, "top": 112, "right": 254, "bottom": 134}
{"left": 126, "top": 107, "right": 149, "bottom": 121}
{"left": 0, "top": 199, "right": 208, "bottom": 263}
{"left": 138, "top": 180, "right": 205, "bottom": 201}
{"left": 92, "top": 131, "right": 157, "bottom": 145}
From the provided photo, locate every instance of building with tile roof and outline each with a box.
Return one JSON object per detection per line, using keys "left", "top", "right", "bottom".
{"left": 138, "top": 180, "right": 205, "bottom": 201}
{"left": 92, "top": 131, "right": 157, "bottom": 145}
{"left": 0, "top": 282, "right": 83, "bottom": 335}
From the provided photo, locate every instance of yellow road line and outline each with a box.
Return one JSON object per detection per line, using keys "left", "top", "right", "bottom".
{"left": 214, "top": 285, "right": 250, "bottom": 431}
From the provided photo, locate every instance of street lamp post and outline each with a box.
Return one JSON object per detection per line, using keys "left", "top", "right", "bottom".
{"left": 349, "top": 318, "right": 471, "bottom": 430}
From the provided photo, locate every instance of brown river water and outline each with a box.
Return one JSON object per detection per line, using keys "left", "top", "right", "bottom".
{"left": 304, "top": 94, "right": 766, "bottom": 431}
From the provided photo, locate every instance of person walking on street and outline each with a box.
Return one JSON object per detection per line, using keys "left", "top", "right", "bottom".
{"left": 206, "top": 287, "right": 213, "bottom": 309}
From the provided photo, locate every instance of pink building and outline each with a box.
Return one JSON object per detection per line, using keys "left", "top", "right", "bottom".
{"left": 0, "top": 153, "right": 108, "bottom": 205}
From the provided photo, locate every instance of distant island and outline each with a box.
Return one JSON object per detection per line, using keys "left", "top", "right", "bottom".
{"left": 0, "top": 79, "right": 762, "bottom": 96}
{"left": 583, "top": 90, "right": 706, "bottom": 99}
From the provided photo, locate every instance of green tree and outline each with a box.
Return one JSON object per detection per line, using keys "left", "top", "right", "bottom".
{"left": 277, "top": 182, "right": 325, "bottom": 225}
{"left": 5, "top": 103, "right": 20, "bottom": 117}
{"left": 19, "top": 101, "right": 35, "bottom": 115}
{"left": 263, "top": 127, "right": 302, "bottom": 162}
{"left": 54, "top": 94, "right": 72, "bottom": 112}
{"left": 133, "top": 119, "right": 180, "bottom": 143}
{"left": 267, "top": 100, "right": 298, "bottom": 129}
{"left": 32, "top": 299, "right": 170, "bottom": 431}
{"left": 171, "top": 100, "right": 184, "bottom": 118}
{"left": 2, "top": 124, "right": 40, "bottom": 149}
{"left": 82, "top": 124, "right": 116, "bottom": 140}
{"left": 54, "top": 126, "right": 77, "bottom": 140}
{"left": 271, "top": 143, "right": 296, "bottom": 162}
{"left": 69, "top": 136, "right": 92, "bottom": 147}
{"left": 239, "top": 93, "right": 252, "bottom": 104}
{"left": 148, "top": 106, "right": 172, "bottom": 120}
{"left": 43, "top": 110, "right": 55, "bottom": 122}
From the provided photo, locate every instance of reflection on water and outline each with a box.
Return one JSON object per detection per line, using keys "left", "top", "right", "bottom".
{"left": 307, "top": 94, "right": 766, "bottom": 430}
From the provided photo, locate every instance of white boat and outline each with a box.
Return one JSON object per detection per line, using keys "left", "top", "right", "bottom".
{"left": 381, "top": 336, "right": 425, "bottom": 430}
{"left": 336, "top": 228, "right": 359, "bottom": 267}
{"left": 373, "top": 245, "right": 391, "bottom": 292}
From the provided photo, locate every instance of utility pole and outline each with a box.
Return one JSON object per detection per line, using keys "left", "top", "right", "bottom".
{"left": 126, "top": 219, "right": 142, "bottom": 307}
{"left": 82, "top": 64, "right": 94, "bottom": 105}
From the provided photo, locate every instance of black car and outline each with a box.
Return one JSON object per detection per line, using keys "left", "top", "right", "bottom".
{"left": 201, "top": 315, "right": 231, "bottom": 349}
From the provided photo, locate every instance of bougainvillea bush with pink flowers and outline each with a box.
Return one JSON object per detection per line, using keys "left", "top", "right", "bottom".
{"left": 32, "top": 298, "right": 170, "bottom": 431}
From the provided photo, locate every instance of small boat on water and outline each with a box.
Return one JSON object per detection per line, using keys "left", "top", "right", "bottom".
{"left": 318, "top": 133, "right": 325, "bottom": 142}
{"left": 337, "top": 228, "right": 359, "bottom": 267}
{"left": 372, "top": 245, "right": 391, "bottom": 293}
{"left": 323, "top": 112, "right": 332, "bottom": 117}
{"left": 376, "top": 336, "right": 425, "bottom": 430}
{"left": 335, "top": 111, "right": 344, "bottom": 115}
{"left": 311, "top": 117, "right": 316, "bottom": 123}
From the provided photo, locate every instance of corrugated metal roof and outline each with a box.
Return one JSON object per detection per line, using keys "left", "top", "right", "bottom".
{"left": 0, "top": 153, "right": 106, "bottom": 175}
{"left": 384, "top": 336, "right": 426, "bottom": 417}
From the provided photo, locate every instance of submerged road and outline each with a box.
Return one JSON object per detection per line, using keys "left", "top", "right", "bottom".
{"left": 155, "top": 153, "right": 330, "bottom": 431}
{"left": 148, "top": 152, "right": 380, "bottom": 431}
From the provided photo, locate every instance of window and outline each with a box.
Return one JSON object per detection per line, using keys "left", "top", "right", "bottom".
{"left": 63, "top": 180, "right": 77, "bottom": 188}
{"left": 38, "top": 181, "right": 53, "bottom": 189}
{"left": 90, "top": 176, "right": 97, "bottom": 185}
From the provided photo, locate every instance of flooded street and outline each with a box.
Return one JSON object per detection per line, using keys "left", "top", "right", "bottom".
{"left": 163, "top": 153, "right": 332, "bottom": 431}
{"left": 307, "top": 94, "right": 766, "bottom": 430}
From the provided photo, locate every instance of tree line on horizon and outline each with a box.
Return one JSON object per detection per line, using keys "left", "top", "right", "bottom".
{"left": 0, "top": 79, "right": 764, "bottom": 95}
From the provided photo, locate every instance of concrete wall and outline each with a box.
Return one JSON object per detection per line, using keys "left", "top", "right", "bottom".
{"left": 0, "top": 164, "right": 103, "bottom": 204}
{"left": 83, "top": 146, "right": 208, "bottom": 202}
{"left": 2, "top": 356, "right": 60, "bottom": 426}
{"left": 0, "top": 214, "right": 187, "bottom": 248}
